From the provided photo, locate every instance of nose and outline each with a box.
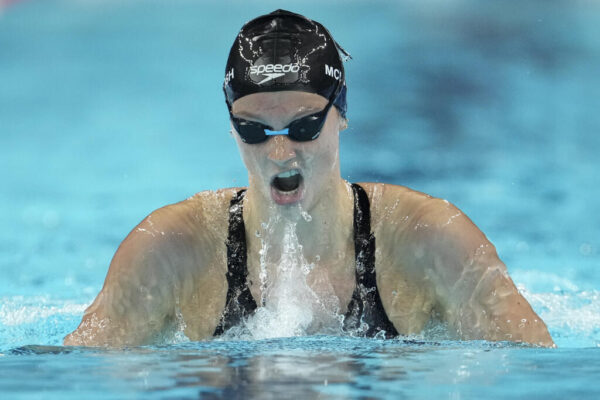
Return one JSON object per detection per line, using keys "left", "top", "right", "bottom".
{"left": 267, "top": 135, "right": 297, "bottom": 165}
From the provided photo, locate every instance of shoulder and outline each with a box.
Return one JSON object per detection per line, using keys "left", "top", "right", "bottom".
{"left": 151, "top": 187, "right": 244, "bottom": 227}
{"left": 356, "top": 182, "right": 491, "bottom": 258}
{"left": 127, "top": 187, "right": 244, "bottom": 245}
{"left": 354, "top": 182, "right": 454, "bottom": 230}
{"left": 91, "top": 187, "right": 242, "bottom": 310}
{"left": 106, "top": 187, "right": 245, "bottom": 282}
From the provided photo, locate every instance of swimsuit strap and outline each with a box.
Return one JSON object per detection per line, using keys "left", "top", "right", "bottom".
{"left": 343, "top": 183, "right": 399, "bottom": 338}
{"left": 213, "top": 189, "right": 257, "bottom": 336}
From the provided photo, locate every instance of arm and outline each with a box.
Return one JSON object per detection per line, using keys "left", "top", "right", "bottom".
{"left": 414, "top": 198, "right": 554, "bottom": 347}
{"left": 64, "top": 204, "right": 199, "bottom": 347}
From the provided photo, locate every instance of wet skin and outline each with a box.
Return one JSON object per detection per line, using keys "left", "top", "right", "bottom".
{"left": 64, "top": 92, "right": 555, "bottom": 348}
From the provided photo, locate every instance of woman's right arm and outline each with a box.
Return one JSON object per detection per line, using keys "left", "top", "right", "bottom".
{"left": 63, "top": 203, "right": 205, "bottom": 347}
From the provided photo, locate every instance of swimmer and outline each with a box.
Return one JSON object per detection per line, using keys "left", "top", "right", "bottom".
{"left": 64, "top": 10, "right": 554, "bottom": 347}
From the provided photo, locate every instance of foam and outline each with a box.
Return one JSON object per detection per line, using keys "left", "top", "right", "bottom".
{"left": 2, "top": 279, "right": 598, "bottom": 348}
{"left": 520, "top": 287, "right": 600, "bottom": 347}
{"left": 0, "top": 296, "right": 87, "bottom": 326}
{"left": 0, "top": 296, "right": 89, "bottom": 351}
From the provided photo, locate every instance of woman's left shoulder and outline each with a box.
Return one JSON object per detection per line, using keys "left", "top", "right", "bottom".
{"left": 356, "top": 182, "right": 473, "bottom": 234}
{"left": 354, "top": 182, "right": 434, "bottom": 215}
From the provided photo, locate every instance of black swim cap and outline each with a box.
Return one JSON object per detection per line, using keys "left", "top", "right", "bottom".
{"left": 224, "top": 9, "right": 350, "bottom": 118}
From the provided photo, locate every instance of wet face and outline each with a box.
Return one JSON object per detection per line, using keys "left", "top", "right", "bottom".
{"left": 231, "top": 91, "right": 344, "bottom": 212}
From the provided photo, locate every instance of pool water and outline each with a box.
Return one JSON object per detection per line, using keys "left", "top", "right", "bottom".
{"left": 3, "top": 338, "right": 599, "bottom": 400}
{"left": 1, "top": 0, "right": 599, "bottom": 398}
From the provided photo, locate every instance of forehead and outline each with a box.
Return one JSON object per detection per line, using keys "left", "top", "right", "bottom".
{"left": 231, "top": 91, "right": 328, "bottom": 116}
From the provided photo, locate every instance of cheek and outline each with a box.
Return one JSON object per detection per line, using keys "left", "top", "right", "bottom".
{"left": 318, "top": 144, "right": 338, "bottom": 171}
{"left": 236, "top": 140, "right": 271, "bottom": 178}
{"left": 235, "top": 138, "right": 258, "bottom": 172}
{"left": 307, "top": 133, "right": 339, "bottom": 173}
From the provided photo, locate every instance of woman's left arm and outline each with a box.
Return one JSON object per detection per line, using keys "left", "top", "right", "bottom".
{"left": 412, "top": 198, "right": 555, "bottom": 347}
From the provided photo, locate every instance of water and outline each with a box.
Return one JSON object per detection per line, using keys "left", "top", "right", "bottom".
{"left": 1, "top": 0, "right": 600, "bottom": 398}
{"left": 233, "top": 221, "right": 344, "bottom": 340}
{"left": 2, "top": 337, "right": 598, "bottom": 400}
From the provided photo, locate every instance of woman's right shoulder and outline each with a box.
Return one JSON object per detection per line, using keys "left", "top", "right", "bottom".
{"left": 180, "top": 187, "right": 246, "bottom": 224}
{"left": 133, "top": 187, "right": 245, "bottom": 244}
{"left": 184, "top": 187, "right": 246, "bottom": 211}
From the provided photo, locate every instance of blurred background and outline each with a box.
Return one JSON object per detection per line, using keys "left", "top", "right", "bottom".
{"left": 0, "top": 0, "right": 599, "bottom": 348}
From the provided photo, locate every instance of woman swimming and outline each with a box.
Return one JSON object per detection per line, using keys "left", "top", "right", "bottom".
{"left": 64, "top": 10, "right": 554, "bottom": 347}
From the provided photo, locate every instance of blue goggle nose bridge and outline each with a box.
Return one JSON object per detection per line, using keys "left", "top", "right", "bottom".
{"left": 265, "top": 128, "right": 290, "bottom": 136}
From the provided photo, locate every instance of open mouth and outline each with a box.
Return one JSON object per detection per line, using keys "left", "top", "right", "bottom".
{"left": 270, "top": 169, "right": 304, "bottom": 205}
{"left": 272, "top": 169, "right": 303, "bottom": 192}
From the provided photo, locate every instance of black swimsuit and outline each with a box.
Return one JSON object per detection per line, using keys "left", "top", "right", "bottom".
{"left": 213, "top": 183, "right": 398, "bottom": 338}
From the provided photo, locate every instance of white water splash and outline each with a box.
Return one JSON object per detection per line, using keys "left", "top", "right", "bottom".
{"left": 0, "top": 296, "right": 89, "bottom": 350}
{"left": 0, "top": 296, "right": 87, "bottom": 326}
{"left": 301, "top": 210, "right": 312, "bottom": 222}
{"left": 222, "top": 222, "right": 343, "bottom": 340}
{"left": 521, "top": 287, "right": 600, "bottom": 347}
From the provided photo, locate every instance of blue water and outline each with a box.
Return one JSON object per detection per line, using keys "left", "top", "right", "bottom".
{"left": 3, "top": 337, "right": 600, "bottom": 400}
{"left": 1, "top": 0, "right": 599, "bottom": 398}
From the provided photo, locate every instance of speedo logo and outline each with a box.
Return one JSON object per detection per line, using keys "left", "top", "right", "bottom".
{"left": 250, "top": 63, "right": 300, "bottom": 85}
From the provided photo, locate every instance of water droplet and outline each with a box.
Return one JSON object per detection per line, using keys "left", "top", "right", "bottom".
{"left": 301, "top": 211, "right": 312, "bottom": 222}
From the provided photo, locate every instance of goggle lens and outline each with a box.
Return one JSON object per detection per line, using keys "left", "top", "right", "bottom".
{"left": 230, "top": 101, "right": 333, "bottom": 144}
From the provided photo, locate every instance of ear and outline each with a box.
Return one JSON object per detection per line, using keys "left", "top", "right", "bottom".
{"left": 331, "top": 106, "right": 348, "bottom": 132}
{"left": 339, "top": 116, "right": 348, "bottom": 132}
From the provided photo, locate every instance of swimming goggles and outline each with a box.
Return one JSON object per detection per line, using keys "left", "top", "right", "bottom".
{"left": 229, "top": 99, "right": 335, "bottom": 144}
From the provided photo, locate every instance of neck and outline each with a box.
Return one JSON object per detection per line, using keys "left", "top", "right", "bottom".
{"left": 243, "top": 176, "right": 354, "bottom": 263}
